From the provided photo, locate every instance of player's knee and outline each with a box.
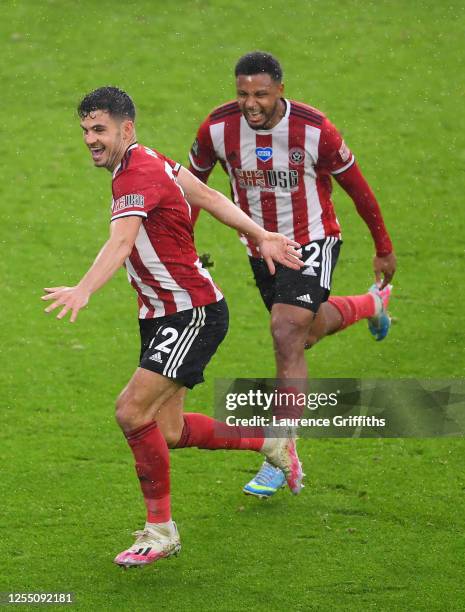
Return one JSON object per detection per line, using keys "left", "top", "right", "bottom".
{"left": 270, "top": 315, "right": 309, "bottom": 355}
{"left": 115, "top": 392, "right": 131, "bottom": 430}
{"left": 115, "top": 387, "right": 147, "bottom": 431}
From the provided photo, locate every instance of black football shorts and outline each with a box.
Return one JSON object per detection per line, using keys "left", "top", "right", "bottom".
{"left": 139, "top": 299, "right": 229, "bottom": 389}
{"left": 249, "top": 237, "right": 341, "bottom": 313}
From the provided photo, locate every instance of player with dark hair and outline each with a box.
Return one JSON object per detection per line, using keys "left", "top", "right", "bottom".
{"left": 78, "top": 86, "right": 136, "bottom": 120}
{"left": 43, "top": 86, "right": 305, "bottom": 568}
{"left": 234, "top": 51, "right": 283, "bottom": 82}
{"left": 188, "top": 51, "right": 396, "bottom": 498}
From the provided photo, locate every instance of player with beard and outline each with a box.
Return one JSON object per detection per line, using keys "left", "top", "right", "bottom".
{"left": 187, "top": 51, "right": 396, "bottom": 498}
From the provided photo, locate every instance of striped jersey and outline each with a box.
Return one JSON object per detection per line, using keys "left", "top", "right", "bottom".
{"left": 111, "top": 144, "right": 223, "bottom": 318}
{"left": 189, "top": 99, "right": 355, "bottom": 257}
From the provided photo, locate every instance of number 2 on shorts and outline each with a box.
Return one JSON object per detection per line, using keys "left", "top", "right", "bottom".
{"left": 150, "top": 327, "right": 179, "bottom": 354}
{"left": 302, "top": 243, "right": 321, "bottom": 276}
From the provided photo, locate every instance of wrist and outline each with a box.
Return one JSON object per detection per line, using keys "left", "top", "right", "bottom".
{"left": 76, "top": 280, "right": 93, "bottom": 296}
{"left": 375, "top": 236, "right": 393, "bottom": 259}
{"left": 376, "top": 249, "right": 394, "bottom": 258}
{"left": 248, "top": 227, "right": 267, "bottom": 246}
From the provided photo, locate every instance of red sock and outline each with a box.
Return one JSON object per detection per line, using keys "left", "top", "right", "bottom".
{"left": 175, "top": 413, "right": 264, "bottom": 451}
{"left": 328, "top": 294, "right": 376, "bottom": 330}
{"left": 125, "top": 421, "right": 171, "bottom": 523}
{"left": 273, "top": 386, "right": 305, "bottom": 421}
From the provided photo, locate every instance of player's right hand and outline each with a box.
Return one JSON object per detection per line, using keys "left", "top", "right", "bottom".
{"left": 42, "top": 286, "right": 90, "bottom": 323}
{"left": 257, "top": 232, "right": 304, "bottom": 275}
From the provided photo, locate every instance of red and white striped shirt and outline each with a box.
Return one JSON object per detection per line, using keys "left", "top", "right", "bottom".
{"left": 189, "top": 99, "right": 356, "bottom": 257}
{"left": 111, "top": 144, "right": 223, "bottom": 318}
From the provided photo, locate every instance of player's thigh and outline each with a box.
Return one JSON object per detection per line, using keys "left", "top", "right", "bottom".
{"left": 307, "top": 304, "right": 329, "bottom": 342}
{"left": 307, "top": 300, "right": 343, "bottom": 345}
{"left": 116, "top": 367, "right": 183, "bottom": 430}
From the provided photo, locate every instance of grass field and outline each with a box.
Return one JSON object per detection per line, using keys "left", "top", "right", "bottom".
{"left": 1, "top": 1, "right": 465, "bottom": 610}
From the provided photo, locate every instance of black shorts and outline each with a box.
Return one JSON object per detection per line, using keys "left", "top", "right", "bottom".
{"left": 249, "top": 238, "right": 341, "bottom": 313}
{"left": 139, "top": 299, "right": 229, "bottom": 389}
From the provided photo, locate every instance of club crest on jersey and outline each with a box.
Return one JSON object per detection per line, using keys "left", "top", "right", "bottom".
{"left": 255, "top": 147, "right": 273, "bottom": 162}
{"left": 289, "top": 147, "right": 305, "bottom": 165}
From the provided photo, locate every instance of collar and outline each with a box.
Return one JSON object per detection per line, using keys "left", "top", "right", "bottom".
{"left": 112, "top": 142, "right": 138, "bottom": 178}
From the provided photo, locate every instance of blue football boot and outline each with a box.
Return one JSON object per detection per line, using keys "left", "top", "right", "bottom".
{"left": 368, "top": 284, "right": 393, "bottom": 341}
{"left": 243, "top": 461, "right": 286, "bottom": 499}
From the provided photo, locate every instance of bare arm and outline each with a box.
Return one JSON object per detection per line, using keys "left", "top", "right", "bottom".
{"left": 177, "top": 167, "right": 303, "bottom": 274}
{"left": 42, "top": 216, "right": 142, "bottom": 322}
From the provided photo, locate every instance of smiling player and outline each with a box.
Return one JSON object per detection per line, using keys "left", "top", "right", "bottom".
{"left": 187, "top": 51, "right": 396, "bottom": 498}
{"left": 42, "top": 87, "right": 305, "bottom": 568}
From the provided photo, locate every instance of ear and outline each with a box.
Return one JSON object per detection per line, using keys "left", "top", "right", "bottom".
{"left": 122, "top": 119, "right": 135, "bottom": 140}
{"left": 278, "top": 82, "right": 285, "bottom": 95}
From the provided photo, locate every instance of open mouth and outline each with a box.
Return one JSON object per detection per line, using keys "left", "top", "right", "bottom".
{"left": 90, "top": 147, "right": 105, "bottom": 161}
{"left": 246, "top": 110, "right": 265, "bottom": 125}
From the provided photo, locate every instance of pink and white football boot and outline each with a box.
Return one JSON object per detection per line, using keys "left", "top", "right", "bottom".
{"left": 114, "top": 522, "right": 181, "bottom": 568}
{"left": 262, "top": 437, "right": 304, "bottom": 495}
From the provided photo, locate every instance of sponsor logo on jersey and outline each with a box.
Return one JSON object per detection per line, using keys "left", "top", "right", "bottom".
{"left": 338, "top": 140, "right": 350, "bottom": 162}
{"left": 235, "top": 168, "right": 299, "bottom": 192}
{"left": 289, "top": 147, "right": 305, "bottom": 165}
{"left": 112, "top": 194, "right": 145, "bottom": 213}
{"left": 255, "top": 147, "right": 273, "bottom": 162}
{"left": 149, "top": 351, "right": 164, "bottom": 364}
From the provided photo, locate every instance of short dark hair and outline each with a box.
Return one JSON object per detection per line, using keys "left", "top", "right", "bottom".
{"left": 234, "top": 51, "right": 283, "bottom": 82}
{"left": 77, "top": 86, "right": 136, "bottom": 120}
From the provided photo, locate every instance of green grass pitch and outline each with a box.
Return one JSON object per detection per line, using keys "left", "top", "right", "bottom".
{"left": 1, "top": 1, "right": 464, "bottom": 610}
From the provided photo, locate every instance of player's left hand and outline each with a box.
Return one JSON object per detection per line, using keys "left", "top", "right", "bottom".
{"left": 373, "top": 252, "right": 397, "bottom": 289}
{"left": 257, "top": 232, "right": 304, "bottom": 275}
{"left": 42, "top": 285, "right": 90, "bottom": 323}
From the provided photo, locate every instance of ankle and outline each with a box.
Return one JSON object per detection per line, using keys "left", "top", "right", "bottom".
{"left": 146, "top": 519, "right": 175, "bottom": 534}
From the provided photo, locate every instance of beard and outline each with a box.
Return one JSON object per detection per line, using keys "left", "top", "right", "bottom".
{"left": 245, "top": 99, "right": 281, "bottom": 130}
{"left": 106, "top": 130, "right": 124, "bottom": 170}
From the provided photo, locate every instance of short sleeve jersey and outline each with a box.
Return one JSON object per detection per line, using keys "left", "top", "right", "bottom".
{"left": 111, "top": 144, "right": 222, "bottom": 318}
{"left": 189, "top": 99, "right": 355, "bottom": 257}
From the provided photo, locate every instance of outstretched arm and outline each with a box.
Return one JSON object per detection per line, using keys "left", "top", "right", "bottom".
{"left": 177, "top": 167, "right": 303, "bottom": 274}
{"left": 42, "top": 216, "right": 141, "bottom": 322}
{"left": 335, "top": 163, "right": 396, "bottom": 288}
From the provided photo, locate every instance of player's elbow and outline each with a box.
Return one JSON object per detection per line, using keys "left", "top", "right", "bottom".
{"left": 119, "top": 239, "right": 135, "bottom": 258}
{"left": 110, "top": 235, "right": 135, "bottom": 259}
